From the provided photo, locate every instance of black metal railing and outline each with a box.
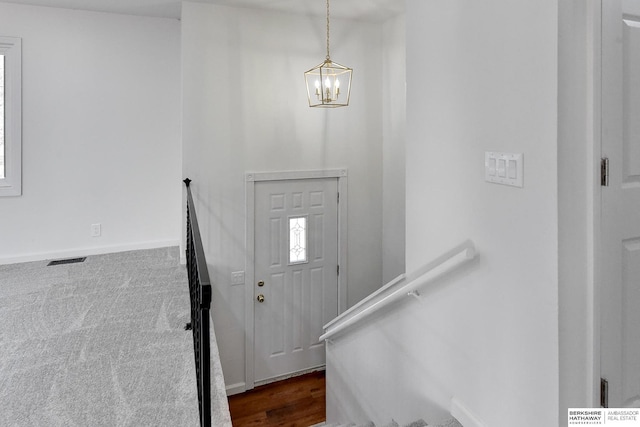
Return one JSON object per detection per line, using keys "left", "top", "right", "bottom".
{"left": 183, "top": 178, "right": 212, "bottom": 427}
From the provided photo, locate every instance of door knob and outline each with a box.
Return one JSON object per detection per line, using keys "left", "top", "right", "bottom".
{"left": 257, "top": 294, "right": 265, "bottom": 303}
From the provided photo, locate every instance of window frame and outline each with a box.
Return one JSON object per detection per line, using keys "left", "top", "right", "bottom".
{"left": 0, "top": 36, "right": 22, "bottom": 197}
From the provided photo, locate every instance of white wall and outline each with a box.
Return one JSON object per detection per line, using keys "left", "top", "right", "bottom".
{"left": 0, "top": 2, "right": 182, "bottom": 264}
{"left": 328, "top": 0, "right": 560, "bottom": 426}
{"left": 181, "top": 2, "right": 384, "bottom": 391}
{"left": 382, "top": 14, "right": 406, "bottom": 284}
{"left": 405, "top": 0, "right": 559, "bottom": 423}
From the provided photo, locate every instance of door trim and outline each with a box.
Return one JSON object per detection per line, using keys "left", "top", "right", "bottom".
{"left": 591, "top": 0, "right": 602, "bottom": 406}
{"left": 559, "top": 0, "right": 602, "bottom": 409}
{"left": 244, "top": 169, "right": 348, "bottom": 391}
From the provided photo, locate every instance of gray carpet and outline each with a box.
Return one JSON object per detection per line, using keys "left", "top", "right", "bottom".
{"left": 0, "top": 247, "right": 228, "bottom": 427}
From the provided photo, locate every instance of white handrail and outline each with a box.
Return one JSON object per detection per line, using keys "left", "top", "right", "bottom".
{"left": 323, "top": 273, "right": 406, "bottom": 330}
{"left": 320, "top": 240, "right": 477, "bottom": 342}
{"left": 451, "top": 397, "right": 487, "bottom": 427}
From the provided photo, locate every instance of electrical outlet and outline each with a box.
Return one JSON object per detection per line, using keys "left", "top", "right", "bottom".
{"left": 91, "top": 223, "right": 101, "bottom": 237}
{"left": 231, "top": 271, "right": 245, "bottom": 285}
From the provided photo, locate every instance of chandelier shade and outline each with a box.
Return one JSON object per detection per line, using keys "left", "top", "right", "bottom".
{"left": 304, "top": 0, "right": 352, "bottom": 108}
{"left": 304, "top": 59, "right": 352, "bottom": 108}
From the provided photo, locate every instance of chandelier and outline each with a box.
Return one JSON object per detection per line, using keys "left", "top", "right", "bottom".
{"left": 304, "top": 0, "right": 352, "bottom": 108}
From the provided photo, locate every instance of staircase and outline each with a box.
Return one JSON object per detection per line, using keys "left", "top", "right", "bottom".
{"left": 321, "top": 242, "right": 482, "bottom": 427}
{"left": 315, "top": 417, "right": 463, "bottom": 427}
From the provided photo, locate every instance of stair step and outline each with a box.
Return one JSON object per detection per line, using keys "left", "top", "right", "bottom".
{"left": 314, "top": 417, "right": 462, "bottom": 427}
{"left": 318, "top": 423, "right": 373, "bottom": 427}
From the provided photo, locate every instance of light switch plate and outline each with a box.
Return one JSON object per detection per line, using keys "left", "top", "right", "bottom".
{"left": 231, "top": 271, "right": 245, "bottom": 285}
{"left": 485, "top": 152, "right": 523, "bottom": 187}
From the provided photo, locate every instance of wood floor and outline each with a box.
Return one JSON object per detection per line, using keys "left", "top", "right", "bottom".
{"left": 228, "top": 371, "right": 326, "bottom": 427}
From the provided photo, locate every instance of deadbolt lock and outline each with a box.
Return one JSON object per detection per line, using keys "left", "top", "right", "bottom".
{"left": 257, "top": 281, "right": 265, "bottom": 287}
{"left": 257, "top": 294, "right": 265, "bottom": 303}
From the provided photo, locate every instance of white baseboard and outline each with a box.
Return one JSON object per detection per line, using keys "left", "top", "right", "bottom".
{"left": 225, "top": 382, "right": 247, "bottom": 396}
{"left": 0, "top": 240, "right": 181, "bottom": 265}
{"left": 226, "top": 366, "right": 327, "bottom": 397}
{"left": 254, "top": 365, "right": 326, "bottom": 388}
{"left": 451, "top": 397, "right": 487, "bottom": 427}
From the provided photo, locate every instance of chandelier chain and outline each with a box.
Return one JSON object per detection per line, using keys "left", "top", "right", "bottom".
{"left": 326, "top": 0, "right": 330, "bottom": 60}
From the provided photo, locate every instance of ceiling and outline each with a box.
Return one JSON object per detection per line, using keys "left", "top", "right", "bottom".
{"left": 0, "top": 0, "right": 405, "bottom": 22}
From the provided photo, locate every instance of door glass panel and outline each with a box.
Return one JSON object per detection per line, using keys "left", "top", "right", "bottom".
{"left": 289, "top": 216, "right": 308, "bottom": 264}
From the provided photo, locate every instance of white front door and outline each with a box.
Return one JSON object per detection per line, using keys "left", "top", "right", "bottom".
{"left": 601, "top": 0, "right": 640, "bottom": 408}
{"left": 253, "top": 178, "right": 339, "bottom": 383}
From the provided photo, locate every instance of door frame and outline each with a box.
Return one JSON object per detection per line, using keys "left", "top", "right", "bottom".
{"left": 592, "top": 0, "right": 602, "bottom": 406}
{"left": 244, "top": 169, "right": 348, "bottom": 391}
{"left": 559, "top": 0, "right": 602, "bottom": 410}
{"left": 589, "top": 0, "right": 602, "bottom": 408}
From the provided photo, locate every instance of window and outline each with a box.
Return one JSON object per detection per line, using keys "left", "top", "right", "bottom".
{"left": 0, "top": 36, "right": 22, "bottom": 197}
{"left": 289, "top": 216, "right": 308, "bottom": 264}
